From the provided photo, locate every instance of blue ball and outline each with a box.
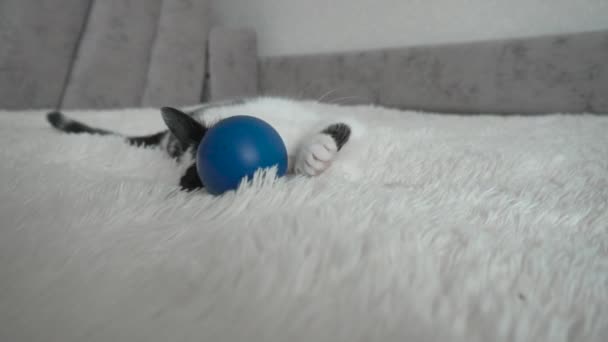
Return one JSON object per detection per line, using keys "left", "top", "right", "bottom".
{"left": 196, "top": 115, "right": 288, "bottom": 195}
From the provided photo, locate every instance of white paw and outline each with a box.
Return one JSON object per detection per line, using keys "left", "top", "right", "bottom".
{"left": 295, "top": 134, "right": 337, "bottom": 176}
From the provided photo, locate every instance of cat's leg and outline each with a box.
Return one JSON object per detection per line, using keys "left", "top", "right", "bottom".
{"left": 295, "top": 123, "right": 351, "bottom": 176}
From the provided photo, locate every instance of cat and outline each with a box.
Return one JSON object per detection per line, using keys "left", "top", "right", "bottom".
{"left": 46, "top": 97, "right": 358, "bottom": 192}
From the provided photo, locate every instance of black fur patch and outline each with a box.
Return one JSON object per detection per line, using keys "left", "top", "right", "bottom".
{"left": 322, "top": 123, "right": 351, "bottom": 150}
{"left": 179, "top": 162, "right": 204, "bottom": 191}
{"left": 127, "top": 131, "right": 168, "bottom": 147}
{"left": 46, "top": 111, "right": 65, "bottom": 129}
{"left": 47, "top": 111, "right": 112, "bottom": 135}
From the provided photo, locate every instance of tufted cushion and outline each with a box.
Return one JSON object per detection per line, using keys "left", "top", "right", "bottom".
{"left": 0, "top": 0, "right": 92, "bottom": 110}
{"left": 61, "top": 0, "right": 164, "bottom": 109}
{"left": 207, "top": 27, "right": 259, "bottom": 101}
{"left": 0, "top": 0, "right": 209, "bottom": 110}
{"left": 141, "top": 0, "right": 210, "bottom": 108}
{"left": 63, "top": 0, "right": 209, "bottom": 109}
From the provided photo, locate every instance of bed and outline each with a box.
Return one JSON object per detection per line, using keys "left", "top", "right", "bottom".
{"left": 1, "top": 2, "right": 607, "bottom": 341}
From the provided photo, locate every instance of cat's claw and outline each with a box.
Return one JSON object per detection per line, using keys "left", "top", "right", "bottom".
{"left": 295, "top": 134, "right": 337, "bottom": 176}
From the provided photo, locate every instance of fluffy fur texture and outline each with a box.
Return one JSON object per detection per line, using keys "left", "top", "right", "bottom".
{"left": 1, "top": 101, "right": 607, "bottom": 342}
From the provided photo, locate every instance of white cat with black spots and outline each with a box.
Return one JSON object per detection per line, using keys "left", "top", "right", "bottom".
{"left": 47, "top": 97, "right": 364, "bottom": 191}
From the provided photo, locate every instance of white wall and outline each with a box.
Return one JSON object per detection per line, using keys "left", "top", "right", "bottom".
{"left": 211, "top": 0, "right": 608, "bottom": 57}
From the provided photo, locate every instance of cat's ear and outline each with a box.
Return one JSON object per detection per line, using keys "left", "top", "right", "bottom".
{"left": 161, "top": 107, "right": 206, "bottom": 147}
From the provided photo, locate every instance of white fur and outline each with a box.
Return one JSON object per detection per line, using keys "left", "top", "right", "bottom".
{"left": 194, "top": 97, "right": 365, "bottom": 176}
{"left": 1, "top": 101, "right": 607, "bottom": 342}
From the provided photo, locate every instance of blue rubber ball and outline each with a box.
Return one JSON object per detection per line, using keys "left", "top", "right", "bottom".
{"left": 196, "top": 115, "right": 288, "bottom": 195}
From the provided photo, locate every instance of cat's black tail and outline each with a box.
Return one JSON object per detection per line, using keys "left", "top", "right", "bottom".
{"left": 46, "top": 111, "right": 167, "bottom": 147}
{"left": 47, "top": 111, "right": 112, "bottom": 135}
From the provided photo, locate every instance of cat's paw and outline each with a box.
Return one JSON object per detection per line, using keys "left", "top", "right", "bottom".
{"left": 179, "top": 163, "right": 204, "bottom": 191}
{"left": 295, "top": 134, "right": 338, "bottom": 176}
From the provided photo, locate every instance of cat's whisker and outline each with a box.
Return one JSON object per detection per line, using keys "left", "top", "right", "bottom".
{"left": 317, "top": 87, "right": 344, "bottom": 103}
{"left": 327, "top": 96, "right": 364, "bottom": 105}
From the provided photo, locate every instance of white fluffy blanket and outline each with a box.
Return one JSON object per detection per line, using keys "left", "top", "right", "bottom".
{"left": 1, "top": 103, "right": 607, "bottom": 342}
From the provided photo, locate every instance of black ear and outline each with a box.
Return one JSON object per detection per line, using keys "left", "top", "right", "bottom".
{"left": 161, "top": 107, "right": 206, "bottom": 147}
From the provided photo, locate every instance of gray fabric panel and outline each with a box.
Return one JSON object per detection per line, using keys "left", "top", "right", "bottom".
{"left": 62, "top": 0, "right": 163, "bottom": 109}
{"left": 0, "top": 0, "right": 92, "bottom": 110}
{"left": 208, "top": 28, "right": 258, "bottom": 101}
{"left": 260, "top": 31, "right": 608, "bottom": 114}
{"left": 259, "top": 51, "right": 384, "bottom": 105}
{"left": 141, "top": 0, "right": 210, "bottom": 108}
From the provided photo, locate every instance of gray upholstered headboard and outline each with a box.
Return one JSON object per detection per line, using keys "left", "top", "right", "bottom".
{"left": 212, "top": 29, "right": 608, "bottom": 114}
{"left": 0, "top": 0, "right": 210, "bottom": 111}
{"left": 1, "top": 0, "right": 606, "bottom": 114}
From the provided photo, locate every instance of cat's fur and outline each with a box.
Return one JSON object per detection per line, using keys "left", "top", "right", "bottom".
{"left": 46, "top": 97, "right": 358, "bottom": 192}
